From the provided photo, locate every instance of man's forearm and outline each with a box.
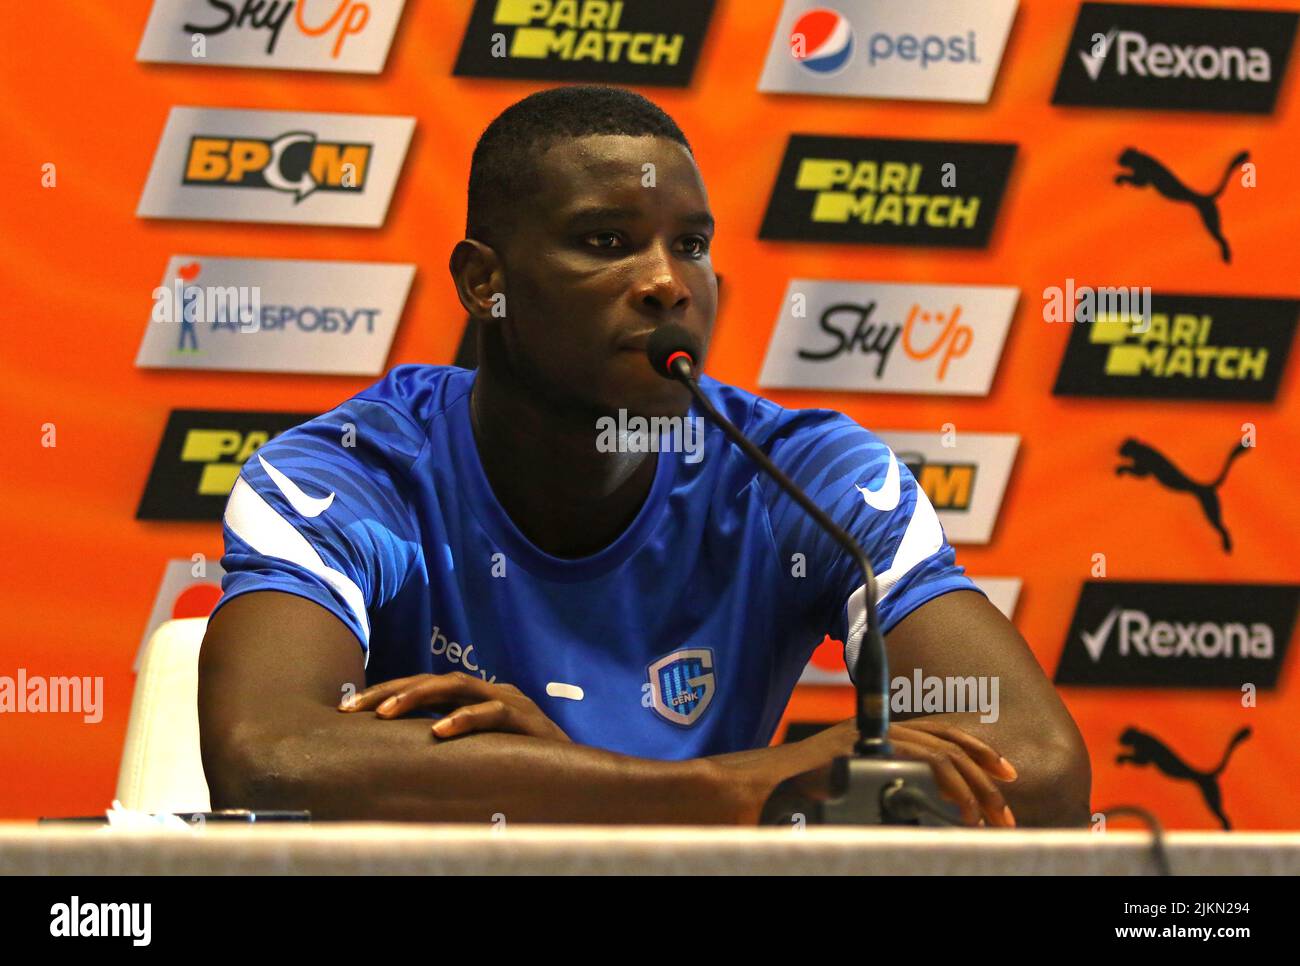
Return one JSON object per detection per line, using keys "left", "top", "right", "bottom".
{"left": 208, "top": 711, "right": 768, "bottom": 824}
{"left": 901, "top": 711, "right": 1092, "bottom": 827}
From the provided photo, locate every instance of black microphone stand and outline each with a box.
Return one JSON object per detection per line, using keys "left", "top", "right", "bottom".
{"left": 663, "top": 352, "right": 960, "bottom": 826}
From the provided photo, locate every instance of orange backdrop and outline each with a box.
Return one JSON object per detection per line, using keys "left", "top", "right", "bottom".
{"left": 2, "top": 0, "right": 1298, "bottom": 827}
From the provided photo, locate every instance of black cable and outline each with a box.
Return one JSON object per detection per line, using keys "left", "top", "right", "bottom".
{"left": 1099, "top": 804, "right": 1173, "bottom": 876}
{"left": 673, "top": 361, "right": 892, "bottom": 757}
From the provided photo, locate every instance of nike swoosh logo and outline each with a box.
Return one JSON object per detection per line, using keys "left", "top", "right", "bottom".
{"left": 1081, "top": 607, "right": 1120, "bottom": 663}
{"left": 854, "top": 451, "right": 901, "bottom": 512}
{"left": 1078, "top": 27, "right": 1117, "bottom": 81}
{"left": 259, "top": 454, "right": 335, "bottom": 518}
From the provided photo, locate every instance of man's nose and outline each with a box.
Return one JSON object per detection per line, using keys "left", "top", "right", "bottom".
{"left": 633, "top": 243, "right": 691, "bottom": 314}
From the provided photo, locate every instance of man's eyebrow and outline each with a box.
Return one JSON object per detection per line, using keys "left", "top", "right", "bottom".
{"left": 562, "top": 205, "right": 641, "bottom": 225}
{"left": 561, "top": 206, "right": 716, "bottom": 232}
{"left": 680, "top": 210, "right": 715, "bottom": 232}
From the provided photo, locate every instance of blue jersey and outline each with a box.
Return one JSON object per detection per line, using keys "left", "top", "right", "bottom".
{"left": 214, "top": 364, "right": 981, "bottom": 758}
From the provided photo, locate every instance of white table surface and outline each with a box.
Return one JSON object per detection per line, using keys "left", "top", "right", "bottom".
{"left": 3, "top": 823, "right": 1298, "bottom": 875}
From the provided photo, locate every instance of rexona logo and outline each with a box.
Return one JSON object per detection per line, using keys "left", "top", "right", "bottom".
{"left": 136, "top": 0, "right": 408, "bottom": 73}
{"left": 137, "top": 255, "right": 414, "bottom": 375}
{"left": 1053, "top": 293, "right": 1298, "bottom": 402}
{"left": 138, "top": 107, "right": 414, "bottom": 226}
{"left": 758, "top": 0, "right": 1017, "bottom": 103}
{"left": 453, "top": 0, "right": 716, "bottom": 86}
{"left": 759, "top": 134, "right": 1015, "bottom": 248}
{"left": 137, "top": 409, "right": 316, "bottom": 521}
{"left": 1055, "top": 581, "right": 1297, "bottom": 688}
{"left": 875, "top": 431, "right": 1019, "bottom": 544}
{"left": 1052, "top": 2, "right": 1297, "bottom": 114}
{"left": 759, "top": 279, "right": 1017, "bottom": 395}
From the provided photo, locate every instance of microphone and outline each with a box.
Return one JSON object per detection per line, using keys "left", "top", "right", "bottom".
{"left": 646, "top": 324, "right": 958, "bottom": 826}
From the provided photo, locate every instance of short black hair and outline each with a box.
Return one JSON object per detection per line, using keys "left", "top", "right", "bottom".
{"left": 466, "top": 85, "right": 692, "bottom": 244}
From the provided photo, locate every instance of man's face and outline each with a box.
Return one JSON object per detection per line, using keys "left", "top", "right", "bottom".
{"left": 492, "top": 133, "right": 717, "bottom": 419}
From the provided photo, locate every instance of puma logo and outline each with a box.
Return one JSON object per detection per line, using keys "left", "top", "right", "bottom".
{"left": 1114, "top": 147, "right": 1249, "bottom": 263}
{"left": 1117, "top": 726, "right": 1251, "bottom": 830}
{"left": 1116, "top": 437, "right": 1248, "bottom": 553}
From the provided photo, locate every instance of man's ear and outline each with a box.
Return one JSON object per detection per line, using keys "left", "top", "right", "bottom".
{"left": 449, "top": 239, "right": 505, "bottom": 322}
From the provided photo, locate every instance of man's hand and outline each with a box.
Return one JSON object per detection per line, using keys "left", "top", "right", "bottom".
{"left": 889, "top": 720, "right": 1018, "bottom": 827}
{"left": 757, "top": 718, "right": 1018, "bottom": 827}
{"left": 340, "top": 672, "right": 571, "bottom": 743}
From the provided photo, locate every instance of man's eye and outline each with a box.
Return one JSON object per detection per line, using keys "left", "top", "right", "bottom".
{"left": 680, "top": 236, "right": 710, "bottom": 257}
{"left": 585, "top": 232, "right": 623, "bottom": 249}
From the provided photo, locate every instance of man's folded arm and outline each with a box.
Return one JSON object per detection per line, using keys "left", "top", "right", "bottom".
{"left": 882, "top": 590, "right": 1093, "bottom": 827}
{"left": 198, "top": 590, "right": 814, "bottom": 824}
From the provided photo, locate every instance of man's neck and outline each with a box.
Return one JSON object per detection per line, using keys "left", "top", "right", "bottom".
{"left": 469, "top": 369, "right": 659, "bottom": 559}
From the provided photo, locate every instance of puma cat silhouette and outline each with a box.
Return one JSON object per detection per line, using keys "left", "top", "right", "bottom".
{"left": 1116, "top": 437, "right": 1249, "bottom": 553}
{"left": 1117, "top": 726, "right": 1251, "bottom": 830}
{"left": 1114, "top": 147, "right": 1249, "bottom": 263}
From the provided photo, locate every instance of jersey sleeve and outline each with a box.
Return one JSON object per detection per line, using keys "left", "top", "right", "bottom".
{"left": 758, "top": 406, "right": 983, "bottom": 682}
{"left": 210, "top": 395, "right": 426, "bottom": 663}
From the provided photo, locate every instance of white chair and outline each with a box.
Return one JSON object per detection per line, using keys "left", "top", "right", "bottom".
{"left": 115, "top": 617, "right": 212, "bottom": 813}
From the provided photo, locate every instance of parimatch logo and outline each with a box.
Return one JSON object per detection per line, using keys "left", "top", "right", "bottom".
{"left": 1052, "top": 2, "right": 1297, "bottom": 114}
{"left": 137, "top": 409, "right": 316, "bottom": 520}
{"left": 1053, "top": 293, "right": 1298, "bottom": 401}
{"left": 759, "top": 135, "right": 1015, "bottom": 247}
{"left": 453, "top": 0, "right": 716, "bottom": 86}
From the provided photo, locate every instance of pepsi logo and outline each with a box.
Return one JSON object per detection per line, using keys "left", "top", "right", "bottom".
{"left": 791, "top": 9, "right": 854, "bottom": 75}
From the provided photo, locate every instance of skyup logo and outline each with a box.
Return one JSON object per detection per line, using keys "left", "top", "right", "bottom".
{"left": 1053, "top": 293, "right": 1298, "bottom": 402}
{"left": 183, "top": 132, "right": 370, "bottom": 203}
{"left": 1055, "top": 581, "right": 1297, "bottom": 688}
{"left": 137, "top": 107, "right": 414, "bottom": 227}
{"left": 136, "top": 0, "right": 408, "bottom": 73}
{"left": 137, "top": 409, "right": 316, "bottom": 520}
{"left": 1052, "top": 3, "right": 1297, "bottom": 114}
{"left": 759, "top": 135, "right": 1015, "bottom": 248}
{"left": 453, "top": 0, "right": 717, "bottom": 86}
{"left": 759, "top": 279, "right": 1017, "bottom": 395}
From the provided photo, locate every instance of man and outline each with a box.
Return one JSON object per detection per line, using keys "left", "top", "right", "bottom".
{"left": 199, "top": 86, "right": 1090, "bottom": 826}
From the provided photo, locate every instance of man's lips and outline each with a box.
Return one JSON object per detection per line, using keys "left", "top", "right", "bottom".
{"left": 616, "top": 331, "right": 657, "bottom": 353}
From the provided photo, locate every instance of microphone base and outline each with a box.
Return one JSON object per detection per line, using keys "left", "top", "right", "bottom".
{"left": 759, "top": 755, "right": 961, "bottom": 826}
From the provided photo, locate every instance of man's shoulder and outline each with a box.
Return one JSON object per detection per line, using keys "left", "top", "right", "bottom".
{"left": 352, "top": 363, "right": 473, "bottom": 435}
{"left": 252, "top": 364, "right": 471, "bottom": 477}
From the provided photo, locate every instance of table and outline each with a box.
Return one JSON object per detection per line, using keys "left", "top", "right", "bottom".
{"left": 3, "top": 823, "right": 1298, "bottom": 875}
